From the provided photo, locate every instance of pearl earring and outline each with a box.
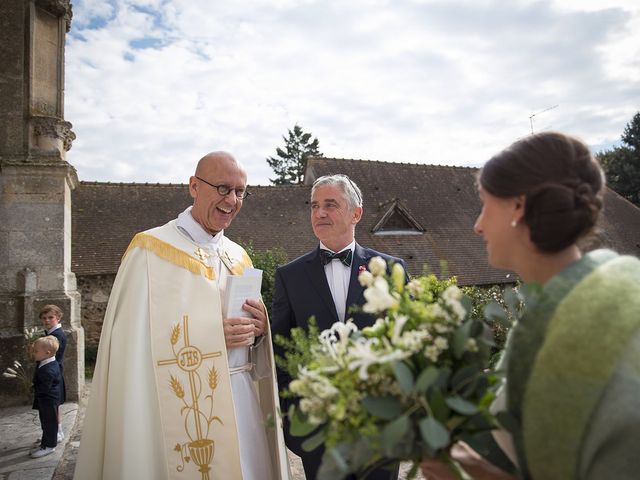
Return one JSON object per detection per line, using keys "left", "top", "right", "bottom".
{"left": 511, "top": 220, "right": 517, "bottom": 228}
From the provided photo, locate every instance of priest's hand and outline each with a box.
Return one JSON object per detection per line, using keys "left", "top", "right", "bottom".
{"left": 223, "top": 317, "right": 257, "bottom": 348}
{"left": 241, "top": 298, "right": 267, "bottom": 337}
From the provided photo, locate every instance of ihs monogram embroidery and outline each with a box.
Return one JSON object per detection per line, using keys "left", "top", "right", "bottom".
{"left": 157, "top": 315, "right": 223, "bottom": 479}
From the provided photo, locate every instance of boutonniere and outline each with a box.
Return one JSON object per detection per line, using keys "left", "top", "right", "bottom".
{"left": 358, "top": 264, "right": 366, "bottom": 274}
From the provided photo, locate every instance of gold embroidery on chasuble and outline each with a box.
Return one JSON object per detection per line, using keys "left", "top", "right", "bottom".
{"left": 133, "top": 230, "right": 242, "bottom": 479}
{"left": 124, "top": 233, "right": 215, "bottom": 280}
{"left": 222, "top": 249, "right": 253, "bottom": 276}
{"left": 157, "top": 316, "right": 222, "bottom": 480}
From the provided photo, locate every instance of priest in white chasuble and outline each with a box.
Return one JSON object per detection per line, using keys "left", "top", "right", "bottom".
{"left": 75, "top": 152, "right": 290, "bottom": 480}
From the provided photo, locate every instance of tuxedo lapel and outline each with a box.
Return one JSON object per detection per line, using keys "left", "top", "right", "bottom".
{"left": 345, "top": 243, "right": 368, "bottom": 319}
{"left": 304, "top": 248, "right": 339, "bottom": 326}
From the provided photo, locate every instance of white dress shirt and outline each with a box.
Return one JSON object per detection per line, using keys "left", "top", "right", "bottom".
{"left": 320, "top": 240, "right": 355, "bottom": 322}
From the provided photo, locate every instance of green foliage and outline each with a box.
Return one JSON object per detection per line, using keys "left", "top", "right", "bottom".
{"left": 244, "top": 244, "right": 288, "bottom": 317}
{"left": 462, "top": 284, "right": 515, "bottom": 355}
{"left": 266, "top": 124, "right": 323, "bottom": 185}
{"left": 273, "top": 316, "right": 321, "bottom": 393}
{"left": 597, "top": 111, "right": 640, "bottom": 206}
{"left": 278, "top": 260, "right": 500, "bottom": 479}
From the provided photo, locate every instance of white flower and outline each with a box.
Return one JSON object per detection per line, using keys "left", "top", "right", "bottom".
{"left": 442, "top": 285, "right": 462, "bottom": 302}
{"left": 395, "top": 329, "right": 431, "bottom": 352}
{"left": 407, "top": 279, "right": 424, "bottom": 297}
{"left": 13, "top": 360, "right": 22, "bottom": 368}
{"left": 434, "top": 336, "right": 449, "bottom": 351}
{"left": 429, "top": 303, "right": 450, "bottom": 322}
{"left": 348, "top": 338, "right": 409, "bottom": 380}
{"left": 362, "top": 318, "right": 386, "bottom": 337}
{"left": 363, "top": 277, "right": 398, "bottom": 314}
{"left": 392, "top": 315, "right": 410, "bottom": 344}
{"left": 434, "top": 323, "right": 450, "bottom": 334}
{"left": 348, "top": 339, "right": 380, "bottom": 380}
{"left": 358, "top": 270, "right": 374, "bottom": 287}
{"left": 311, "top": 378, "right": 339, "bottom": 400}
{"left": 289, "top": 379, "right": 305, "bottom": 394}
{"left": 466, "top": 338, "right": 479, "bottom": 352}
{"left": 320, "top": 321, "right": 357, "bottom": 358}
{"left": 425, "top": 345, "right": 440, "bottom": 362}
{"left": 3, "top": 372, "right": 17, "bottom": 378}
{"left": 391, "top": 263, "right": 405, "bottom": 292}
{"left": 442, "top": 286, "right": 467, "bottom": 322}
{"left": 5, "top": 367, "right": 17, "bottom": 375}
{"left": 368, "top": 256, "right": 387, "bottom": 276}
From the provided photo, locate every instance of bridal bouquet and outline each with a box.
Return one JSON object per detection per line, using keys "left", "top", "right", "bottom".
{"left": 278, "top": 258, "right": 498, "bottom": 479}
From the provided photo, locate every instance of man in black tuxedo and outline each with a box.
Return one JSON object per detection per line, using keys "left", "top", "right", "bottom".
{"left": 272, "top": 174, "right": 405, "bottom": 480}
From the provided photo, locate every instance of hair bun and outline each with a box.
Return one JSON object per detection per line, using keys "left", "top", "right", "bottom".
{"left": 525, "top": 182, "right": 600, "bottom": 252}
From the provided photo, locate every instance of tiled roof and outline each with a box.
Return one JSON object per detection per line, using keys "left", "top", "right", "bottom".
{"left": 71, "top": 159, "right": 640, "bottom": 285}
{"left": 72, "top": 182, "right": 192, "bottom": 275}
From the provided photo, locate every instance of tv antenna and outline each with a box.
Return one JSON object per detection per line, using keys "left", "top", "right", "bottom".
{"left": 529, "top": 104, "right": 559, "bottom": 134}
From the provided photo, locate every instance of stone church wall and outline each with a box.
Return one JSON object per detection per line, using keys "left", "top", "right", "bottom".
{"left": 77, "top": 274, "right": 115, "bottom": 349}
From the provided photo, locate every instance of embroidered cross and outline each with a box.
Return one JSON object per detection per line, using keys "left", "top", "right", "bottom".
{"left": 157, "top": 315, "right": 223, "bottom": 479}
{"left": 220, "top": 250, "right": 235, "bottom": 272}
{"left": 194, "top": 247, "right": 210, "bottom": 262}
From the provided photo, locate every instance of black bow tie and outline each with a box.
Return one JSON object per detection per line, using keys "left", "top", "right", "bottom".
{"left": 320, "top": 248, "right": 353, "bottom": 267}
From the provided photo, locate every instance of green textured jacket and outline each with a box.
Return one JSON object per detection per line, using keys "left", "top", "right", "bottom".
{"left": 501, "top": 249, "right": 640, "bottom": 479}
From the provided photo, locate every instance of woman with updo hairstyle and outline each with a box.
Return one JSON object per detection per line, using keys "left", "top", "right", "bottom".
{"left": 422, "top": 132, "right": 640, "bottom": 480}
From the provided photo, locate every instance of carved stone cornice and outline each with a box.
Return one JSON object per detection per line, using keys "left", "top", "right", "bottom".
{"left": 35, "top": 0, "right": 73, "bottom": 31}
{"left": 31, "top": 115, "right": 76, "bottom": 152}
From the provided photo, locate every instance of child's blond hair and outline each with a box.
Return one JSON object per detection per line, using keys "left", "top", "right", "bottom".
{"left": 39, "top": 304, "right": 63, "bottom": 321}
{"left": 33, "top": 335, "right": 60, "bottom": 355}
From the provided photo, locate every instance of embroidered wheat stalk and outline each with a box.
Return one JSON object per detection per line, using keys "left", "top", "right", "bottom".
{"left": 208, "top": 367, "right": 218, "bottom": 391}
{"left": 170, "top": 323, "right": 181, "bottom": 345}
{"left": 169, "top": 374, "right": 185, "bottom": 399}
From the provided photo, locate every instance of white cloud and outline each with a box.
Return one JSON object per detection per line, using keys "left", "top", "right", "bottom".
{"left": 64, "top": 0, "right": 640, "bottom": 184}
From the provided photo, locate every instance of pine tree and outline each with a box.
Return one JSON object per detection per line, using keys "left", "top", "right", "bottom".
{"left": 266, "top": 125, "right": 323, "bottom": 185}
{"left": 597, "top": 112, "right": 640, "bottom": 206}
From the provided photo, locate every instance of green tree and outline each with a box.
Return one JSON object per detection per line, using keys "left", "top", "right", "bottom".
{"left": 597, "top": 112, "right": 640, "bottom": 206}
{"left": 266, "top": 124, "right": 323, "bottom": 185}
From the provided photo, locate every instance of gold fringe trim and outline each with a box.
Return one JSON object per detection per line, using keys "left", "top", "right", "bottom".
{"left": 124, "top": 233, "right": 215, "bottom": 280}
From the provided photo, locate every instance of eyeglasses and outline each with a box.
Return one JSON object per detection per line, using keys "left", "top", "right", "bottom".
{"left": 195, "top": 176, "right": 251, "bottom": 199}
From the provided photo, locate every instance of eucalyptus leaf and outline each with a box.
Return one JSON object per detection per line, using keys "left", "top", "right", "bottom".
{"left": 503, "top": 287, "right": 519, "bottom": 314}
{"left": 430, "top": 389, "right": 450, "bottom": 422}
{"left": 351, "top": 438, "right": 375, "bottom": 472}
{"left": 434, "top": 367, "right": 451, "bottom": 389}
{"left": 452, "top": 321, "right": 472, "bottom": 359}
{"left": 450, "top": 365, "right": 478, "bottom": 392}
{"left": 290, "top": 409, "right": 319, "bottom": 437}
{"left": 460, "top": 295, "right": 473, "bottom": 317}
{"left": 415, "top": 366, "right": 439, "bottom": 393}
{"left": 317, "top": 445, "right": 351, "bottom": 480}
{"left": 419, "top": 416, "right": 450, "bottom": 451}
{"left": 362, "top": 395, "right": 404, "bottom": 419}
{"left": 392, "top": 361, "right": 415, "bottom": 394}
{"left": 302, "top": 430, "right": 326, "bottom": 452}
{"left": 382, "top": 415, "right": 410, "bottom": 457}
{"left": 484, "top": 301, "right": 510, "bottom": 327}
{"left": 446, "top": 396, "right": 479, "bottom": 415}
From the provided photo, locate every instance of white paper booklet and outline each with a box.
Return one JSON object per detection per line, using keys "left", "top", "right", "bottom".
{"left": 224, "top": 267, "right": 263, "bottom": 318}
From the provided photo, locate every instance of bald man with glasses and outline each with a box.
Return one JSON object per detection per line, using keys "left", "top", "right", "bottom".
{"left": 76, "top": 152, "right": 289, "bottom": 480}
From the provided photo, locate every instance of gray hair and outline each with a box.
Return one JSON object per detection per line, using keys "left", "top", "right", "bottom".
{"left": 311, "top": 174, "right": 363, "bottom": 209}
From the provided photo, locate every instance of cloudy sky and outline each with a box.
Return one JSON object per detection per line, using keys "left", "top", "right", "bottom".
{"left": 65, "top": 0, "right": 640, "bottom": 185}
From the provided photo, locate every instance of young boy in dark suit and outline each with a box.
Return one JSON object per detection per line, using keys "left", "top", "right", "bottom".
{"left": 39, "top": 304, "right": 66, "bottom": 441}
{"left": 30, "top": 335, "right": 62, "bottom": 458}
